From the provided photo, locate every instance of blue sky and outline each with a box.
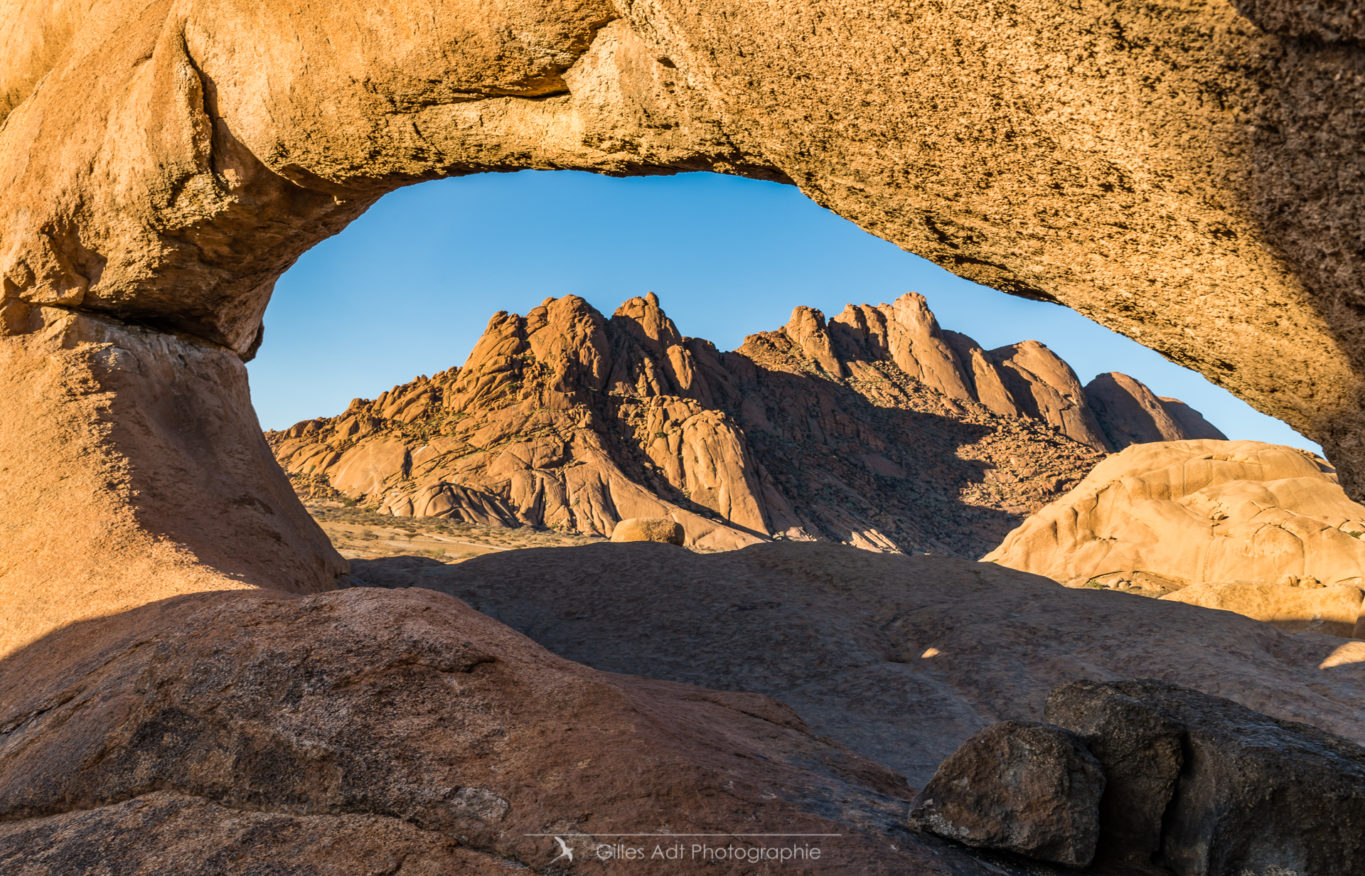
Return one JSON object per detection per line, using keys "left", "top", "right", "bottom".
{"left": 248, "top": 170, "right": 1315, "bottom": 452}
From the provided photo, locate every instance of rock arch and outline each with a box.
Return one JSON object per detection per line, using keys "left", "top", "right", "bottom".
{"left": 2, "top": 0, "right": 1363, "bottom": 653}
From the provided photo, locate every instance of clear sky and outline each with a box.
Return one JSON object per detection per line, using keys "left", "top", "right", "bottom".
{"left": 248, "top": 170, "right": 1316, "bottom": 452}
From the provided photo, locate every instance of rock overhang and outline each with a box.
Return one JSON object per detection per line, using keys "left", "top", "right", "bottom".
{"left": 3, "top": 0, "right": 1365, "bottom": 647}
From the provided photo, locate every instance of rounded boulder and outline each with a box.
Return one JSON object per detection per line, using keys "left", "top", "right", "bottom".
{"left": 611, "top": 518, "right": 685, "bottom": 546}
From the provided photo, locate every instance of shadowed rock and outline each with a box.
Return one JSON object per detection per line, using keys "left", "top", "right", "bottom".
{"left": 908, "top": 721, "right": 1104, "bottom": 868}
{"left": 1043, "top": 682, "right": 1186, "bottom": 873}
{"left": 912, "top": 681, "right": 1365, "bottom": 874}
{"left": 1047, "top": 680, "right": 1365, "bottom": 876}
{"left": 1084, "top": 372, "right": 1227, "bottom": 449}
{"left": 350, "top": 541, "right": 1365, "bottom": 788}
{"left": 0, "top": 587, "right": 998, "bottom": 874}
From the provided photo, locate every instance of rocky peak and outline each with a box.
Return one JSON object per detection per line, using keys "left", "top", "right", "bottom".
{"left": 608, "top": 292, "right": 699, "bottom": 397}
{"left": 988, "top": 340, "right": 1111, "bottom": 450}
{"left": 1086, "top": 372, "right": 1192, "bottom": 449}
{"left": 612, "top": 291, "right": 682, "bottom": 348}
{"left": 781, "top": 305, "right": 843, "bottom": 375}
{"left": 270, "top": 292, "right": 1225, "bottom": 556}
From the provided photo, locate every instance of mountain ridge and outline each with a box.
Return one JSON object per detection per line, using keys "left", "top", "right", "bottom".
{"left": 268, "top": 292, "right": 1223, "bottom": 556}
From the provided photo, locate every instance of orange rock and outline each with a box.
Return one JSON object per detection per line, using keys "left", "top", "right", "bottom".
{"left": 986, "top": 440, "right": 1365, "bottom": 638}
{"left": 611, "top": 517, "right": 685, "bottom": 545}
{"left": 271, "top": 293, "right": 1216, "bottom": 558}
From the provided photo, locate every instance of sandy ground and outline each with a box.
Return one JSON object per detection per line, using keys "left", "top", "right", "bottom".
{"left": 305, "top": 501, "right": 606, "bottom": 563}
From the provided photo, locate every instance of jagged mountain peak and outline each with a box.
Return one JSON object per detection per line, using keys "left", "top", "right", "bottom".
{"left": 270, "top": 292, "right": 1223, "bottom": 555}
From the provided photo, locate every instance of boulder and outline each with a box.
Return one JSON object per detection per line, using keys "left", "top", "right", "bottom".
{"left": 908, "top": 721, "right": 1104, "bottom": 868}
{"left": 611, "top": 516, "right": 685, "bottom": 545}
{"left": 1043, "top": 682, "right": 1186, "bottom": 873}
{"left": 1047, "top": 679, "right": 1365, "bottom": 876}
{"left": 986, "top": 440, "right": 1365, "bottom": 637}
{"left": 911, "top": 680, "right": 1365, "bottom": 874}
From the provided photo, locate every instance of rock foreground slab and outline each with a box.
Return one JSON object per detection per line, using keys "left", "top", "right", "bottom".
{"left": 4, "top": 542, "right": 1364, "bottom": 872}
{"left": 0, "top": 587, "right": 988, "bottom": 874}
{"left": 355, "top": 542, "right": 1365, "bottom": 786}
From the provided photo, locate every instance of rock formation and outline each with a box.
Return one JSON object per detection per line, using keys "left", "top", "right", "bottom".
{"left": 610, "top": 516, "right": 685, "bottom": 544}
{"left": 986, "top": 440, "right": 1365, "bottom": 637}
{"left": 3, "top": 0, "right": 1364, "bottom": 498}
{"left": 913, "top": 680, "right": 1365, "bottom": 875}
{"left": 270, "top": 292, "right": 1219, "bottom": 556}
{"left": 9, "top": 540, "right": 1365, "bottom": 872}
{"left": 3, "top": 0, "right": 1365, "bottom": 650}
{"left": 1084, "top": 372, "right": 1225, "bottom": 450}
{"left": 6, "top": 1, "right": 1365, "bottom": 870}
{"left": 351, "top": 541, "right": 1365, "bottom": 788}
{"left": 0, "top": 0, "right": 1364, "bottom": 637}
{"left": 0, "top": 585, "right": 978, "bottom": 874}
{"left": 908, "top": 721, "right": 1105, "bottom": 867}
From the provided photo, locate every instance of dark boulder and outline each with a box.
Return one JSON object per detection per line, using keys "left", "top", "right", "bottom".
{"left": 1049, "top": 679, "right": 1365, "bottom": 876}
{"left": 908, "top": 721, "right": 1105, "bottom": 868}
{"left": 1043, "top": 680, "right": 1185, "bottom": 873}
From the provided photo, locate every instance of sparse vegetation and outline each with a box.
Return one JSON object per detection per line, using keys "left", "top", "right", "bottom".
{"left": 304, "top": 499, "right": 605, "bottom": 564}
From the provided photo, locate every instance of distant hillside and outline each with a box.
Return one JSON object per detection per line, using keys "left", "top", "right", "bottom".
{"left": 268, "top": 293, "right": 1223, "bottom": 557}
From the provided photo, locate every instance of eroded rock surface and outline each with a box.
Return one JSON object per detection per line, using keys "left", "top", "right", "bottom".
{"left": 913, "top": 680, "right": 1365, "bottom": 875}
{"left": 0, "top": 586, "right": 990, "bottom": 874}
{"left": 1046, "top": 680, "right": 1365, "bottom": 875}
{"left": 4, "top": 0, "right": 1365, "bottom": 649}
{"left": 3, "top": 0, "right": 1364, "bottom": 487}
{"left": 0, "top": 307, "right": 342, "bottom": 658}
{"left": 270, "top": 293, "right": 1218, "bottom": 556}
{"left": 986, "top": 440, "right": 1365, "bottom": 637}
{"left": 350, "top": 541, "right": 1365, "bottom": 787}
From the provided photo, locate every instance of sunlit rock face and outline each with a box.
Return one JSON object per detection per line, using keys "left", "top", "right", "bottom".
{"left": 270, "top": 293, "right": 1220, "bottom": 556}
{"left": 986, "top": 440, "right": 1365, "bottom": 638}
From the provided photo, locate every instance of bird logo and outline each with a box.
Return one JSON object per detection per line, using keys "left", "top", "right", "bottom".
{"left": 550, "top": 836, "right": 574, "bottom": 864}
